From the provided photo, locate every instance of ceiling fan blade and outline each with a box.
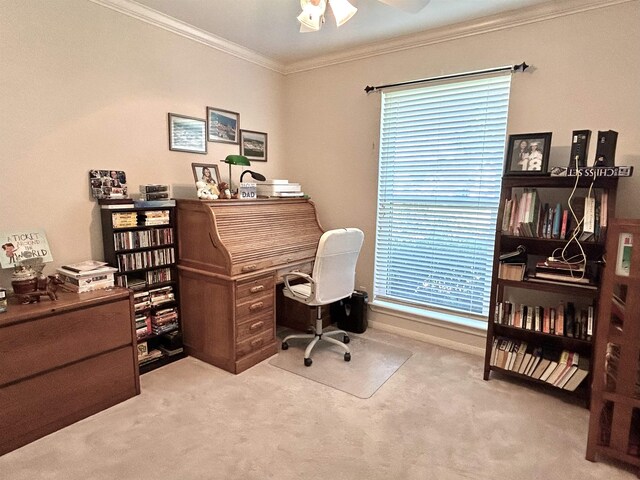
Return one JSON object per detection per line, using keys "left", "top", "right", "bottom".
{"left": 377, "top": 0, "right": 431, "bottom": 14}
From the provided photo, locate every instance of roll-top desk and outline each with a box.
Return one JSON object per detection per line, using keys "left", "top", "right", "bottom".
{"left": 176, "top": 198, "right": 324, "bottom": 374}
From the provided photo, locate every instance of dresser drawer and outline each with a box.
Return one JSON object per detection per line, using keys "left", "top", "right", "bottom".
{"left": 0, "top": 298, "right": 133, "bottom": 386}
{"left": 275, "top": 262, "right": 313, "bottom": 283}
{"left": 235, "top": 293, "right": 274, "bottom": 322}
{"left": 236, "top": 274, "right": 275, "bottom": 303}
{"left": 236, "top": 329, "right": 274, "bottom": 359}
{"left": 236, "top": 312, "right": 272, "bottom": 342}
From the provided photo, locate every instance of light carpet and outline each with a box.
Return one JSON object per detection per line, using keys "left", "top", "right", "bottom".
{"left": 269, "top": 333, "right": 412, "bottom": 398}
{"left": 0, "top": 328, "right": 636, "bottom": 480}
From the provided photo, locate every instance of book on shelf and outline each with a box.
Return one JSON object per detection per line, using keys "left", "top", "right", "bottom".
{"left": 498, "top": 263, "right": 526, "bottom": 281}
{"left": 139, "top": 184, "right": 169, "bottom": 194}
{"left": 134, "top": 198, "right": 175, "bottom": 207}
{"left": 562, "top": 357, "right": 590, "bottom": 391}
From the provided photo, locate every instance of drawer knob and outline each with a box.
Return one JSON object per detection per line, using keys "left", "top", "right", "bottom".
{"left": 250, "top": 338, "right": 264, "bottom": 347}
{"left": 242, "top": 264, "right": 258, "bottom": 272}
{"left": 250, "top": 321, "right": 265, "bottom": 331}
{"left": 250, "top": 285, "right": 265, "bottom": 293}
{"left": 249, "top": 301, "right": 264, "bottom": 311}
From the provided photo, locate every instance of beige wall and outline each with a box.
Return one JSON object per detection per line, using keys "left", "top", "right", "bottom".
{"left": 0, "top": 0, "right": 286, "bottom": 287}
{"left": 1, "top": 1, "right": 638, "bottom": 350}
{"left": 283, "top": 1, "right": 640, "bottom": 350}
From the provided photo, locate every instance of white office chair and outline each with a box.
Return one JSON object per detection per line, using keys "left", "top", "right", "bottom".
{"left": 281, "top": 228, "right": 364, "bottom": 366}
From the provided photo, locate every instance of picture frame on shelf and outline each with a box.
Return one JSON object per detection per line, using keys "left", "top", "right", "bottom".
{"left": 206, "top": 107, "right": 240, "bottom": 144}
{"left": 240, "top": 129, "right": 268, "bottom": 162}
{"left": 191, "top": 163, "right": 221, "bottom": 190}
{"left": 504, "top": 132, "right": 552, "bottom": 176}
{"left": 89, "top": 169, "right": 128, "bottom": 199}
{"left": 168, "top": 113, "right": 207, "bottom": 154}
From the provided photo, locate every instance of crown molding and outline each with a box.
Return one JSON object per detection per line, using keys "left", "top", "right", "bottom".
{"left": 283, "top": 0, "right": 635, "bottom": 74}
{"left": 88, "top": 0, "right": 286, "bottom": 74}
{"left": 88, "top": 0, "right": 634, "bottom": 77}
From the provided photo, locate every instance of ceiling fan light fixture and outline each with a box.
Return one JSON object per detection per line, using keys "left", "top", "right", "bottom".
{"left": 328, "top": 0, "right": 357, "bottom": 27}
{"left": 298, "top": 0, "right": 327, "bottom": 31}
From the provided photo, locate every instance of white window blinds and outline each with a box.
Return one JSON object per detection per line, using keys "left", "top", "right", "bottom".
{"left": 374, "top": 73, "right": 511, "bottom": 318}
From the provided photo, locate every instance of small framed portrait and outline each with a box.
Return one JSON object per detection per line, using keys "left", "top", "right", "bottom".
{"left": 168, "top": 113, "right": 207, "bottom": 154}
{"left": 89, "top": 169, "right": 128, "bottom": 199}
{"left": 191, "top": 163, "right": 221, "bottom": 189}
{"left": 207, "top": 107, "right": 240, "bottom": 144}
{"left": 240, "top": 129, "right": 268, "bottom": 162}
{"left": 504, "top": 132, "right": 552, "bottom": 176}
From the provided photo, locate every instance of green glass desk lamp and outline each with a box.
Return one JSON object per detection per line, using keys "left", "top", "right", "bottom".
{"left": 221, "top": 154, "right": 250, "bottom": 192}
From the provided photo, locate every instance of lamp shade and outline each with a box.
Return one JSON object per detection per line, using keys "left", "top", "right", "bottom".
{"left": 298, "top": 0, "right": 327, "bottom": 31}
{"left": 329, "top": 0, "right": 357, "bottom": 27}
{"left": 224, "top": 154, "right": 251, "bottom": 166}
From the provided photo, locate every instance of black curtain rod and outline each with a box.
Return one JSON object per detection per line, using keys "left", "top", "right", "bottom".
{"left": 364, "top": 62, "right": 529, "bottom": 94}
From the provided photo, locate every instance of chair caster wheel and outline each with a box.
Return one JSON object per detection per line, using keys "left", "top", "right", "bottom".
{"left": 343, "top": 335, "right": 350, "bottom": 344}
{"left": 344, "top": 352, "right": 351, "bottom": 362}
{"left": 281, "top": 342, "right": 289, "bottom": 350}
{"left": 304, "top": 358, "right": 312, "bottom": 367}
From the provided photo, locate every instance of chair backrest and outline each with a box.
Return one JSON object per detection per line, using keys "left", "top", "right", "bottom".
{"left": 311, "top": 228, "right": 364, "bottom": 304}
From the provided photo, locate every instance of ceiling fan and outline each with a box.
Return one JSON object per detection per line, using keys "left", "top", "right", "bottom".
{"left": 298, "top": 0, "right": 432, "bottom": 32}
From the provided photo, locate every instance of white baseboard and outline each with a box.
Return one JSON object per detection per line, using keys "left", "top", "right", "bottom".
{"left": 369, "top": 319, "right": 485, "bottom": 357}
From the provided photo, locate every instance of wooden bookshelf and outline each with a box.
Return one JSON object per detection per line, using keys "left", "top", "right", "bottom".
{"left": 586, "top": 219, "right": 640, "bottom": 472}
{"left": 99, "top": 200, "right": 184, "bottom": 373}
{"left": 483, "top": 174, "right": 618, "bottom": 403}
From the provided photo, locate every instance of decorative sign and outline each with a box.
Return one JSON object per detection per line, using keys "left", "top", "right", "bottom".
{"left": 550, "top": 166, "right": 634, "bottom": 177}
{"left": 239, "top": 182, "right": 257, "bottom": 200}
{"left": 0, "top": 229, "right": 53, "bottom": 268}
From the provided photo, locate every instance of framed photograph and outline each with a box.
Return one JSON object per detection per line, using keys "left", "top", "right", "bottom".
{"left": 240, "top": 129, "right": 268, "bottom": 162}
{"left": 504, "top": 132, "right": 552, "bottom": 175}
{"left": 89, "top": 169, "right": 128, "bottom": 199}
{"left": 207, "top": 107, "right": 240, "bottom": 144}
{"left": 168, "top": 113, "right": 207, "bottom": 154}
{"left": 191, "top": 163, "right": 221, "bottom": 189}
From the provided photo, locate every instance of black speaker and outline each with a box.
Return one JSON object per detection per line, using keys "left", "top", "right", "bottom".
{"left": 568, "top": 130, "right": 591, "bottom": 168}
{"left": 331, "top": 290, "right": 368, "bottom": 334}
{"left": 594, "top": 130, "right": 618, "bottom": 167}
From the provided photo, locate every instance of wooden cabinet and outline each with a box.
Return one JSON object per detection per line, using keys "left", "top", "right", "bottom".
{"left": 483, "top": 175, "right": 618, "bottom": 401}
{"left": 0, "top": 288, "right": 139, "bottom": 456}
{"left": 99, "top": 201, "right": 184, "bottom": 373}
{"left": 586, "top": 219, "right": 640, "bottom": 471}
{"left": 176, "top": 199, "right": 324, "bottom": 374}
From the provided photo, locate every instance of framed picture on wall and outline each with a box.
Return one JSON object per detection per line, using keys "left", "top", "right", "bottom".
{"left": 206, "top": 107, "right": 240, "bottom": 144}
{"left": 168, "top": 113, "right": 207, "bottom": 154}
{"left": 504, "top": 132, "right": 552, "bottom": 175}
{"left": 240, "top": 129, "right": 268, "bottom": 162}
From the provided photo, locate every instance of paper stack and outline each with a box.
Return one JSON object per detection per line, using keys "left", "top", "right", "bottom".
{"left": 256, "top": 179, "right": 304, "bottom": 198}
{"left": 57, "top": 260, "right": 117, "bottom": 292}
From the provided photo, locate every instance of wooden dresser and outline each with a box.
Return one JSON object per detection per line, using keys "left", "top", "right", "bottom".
{"left": 0, "top": 288, "right": 139, "bottom": 456}
{"left": 176, "top": 198, "right": 324, "bottom": 374}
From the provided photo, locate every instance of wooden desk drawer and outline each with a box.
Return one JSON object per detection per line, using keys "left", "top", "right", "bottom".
{"left": 236, "top": 274, "right": 274, "bottom": 303}
{"left": 237, "top": 312, "right": 272, "bottom": 342}
{"left": 235, "top": 294, "right": 274, "bottom": 322}
{"left": 0, "top": 346, "right": 137, "bottom": 456}
{"left": 236, "top": 329, "right": 274, "bottom": 359}
{"left": 0, "top": 299, "right": 133, "bottom": 386}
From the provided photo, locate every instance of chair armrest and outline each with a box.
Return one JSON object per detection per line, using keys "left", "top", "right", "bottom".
{"left": 282, "top": 272, "right": 316, "bottom": 300}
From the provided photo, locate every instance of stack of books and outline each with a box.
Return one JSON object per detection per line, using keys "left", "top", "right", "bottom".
{"left": 112, "top": 211, "right": 138, "bottom": 228}
{"left": 151, "top": 307, "right": 178, "bottom": 334}
{"left": 140, "top": 210, "right": 170, "bottom": 226}
{"left": 57, "top": 261, "right": 117, "bottom": 292}
{"left": 137, "top": 341, "right": 163, "bottom": 365}
{"left": 139, "top": 184, "right": 170, "bottom": 201}
{"left": 135, "top": 312, "right": 152, "bottom": 339}
{"left": 256, "top": 180, "right": 304, "bottom": 198}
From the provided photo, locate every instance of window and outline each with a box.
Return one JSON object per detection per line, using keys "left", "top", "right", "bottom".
{"left": 374, "top": 74, "right": 511, "bottom": 319}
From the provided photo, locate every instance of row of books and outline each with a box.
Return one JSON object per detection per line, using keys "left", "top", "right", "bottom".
{"left": 116, "top": 247, "right": 175, "bottom": 272}
{"left": 135, "top": 306, "right": 179, "bottom": 338}
{"left": 115, "top": 267, "right": 173, "bottom": 288}
{"left": 137, "top": 341, "right": 163, "bottom": 365}
{"left": 113, "top": 228, "right": 173, "bottom": 251}
{"left": 133, "top": 286, "right": 175, "bottom": 312}
{"left": 502, "top": 188, "right": 608, "bottom": 242}
{"left": 490, "top": 337, "right": 589, "bottom": 391}
{"left": 494, "top": 301, "right": 594, "bottom": 341}
{"left": 110, "top": 210, "right": 171, "bottom": 229}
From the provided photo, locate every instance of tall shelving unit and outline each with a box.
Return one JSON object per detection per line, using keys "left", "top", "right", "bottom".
{"left": 100, "top": 200, "right": 184, "bottom": 373}
{"left": 483, "top": 175, "right": 618, "bottom": 401}
{"left": 586, "top": 218, "right": 640, "bottom": 471}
